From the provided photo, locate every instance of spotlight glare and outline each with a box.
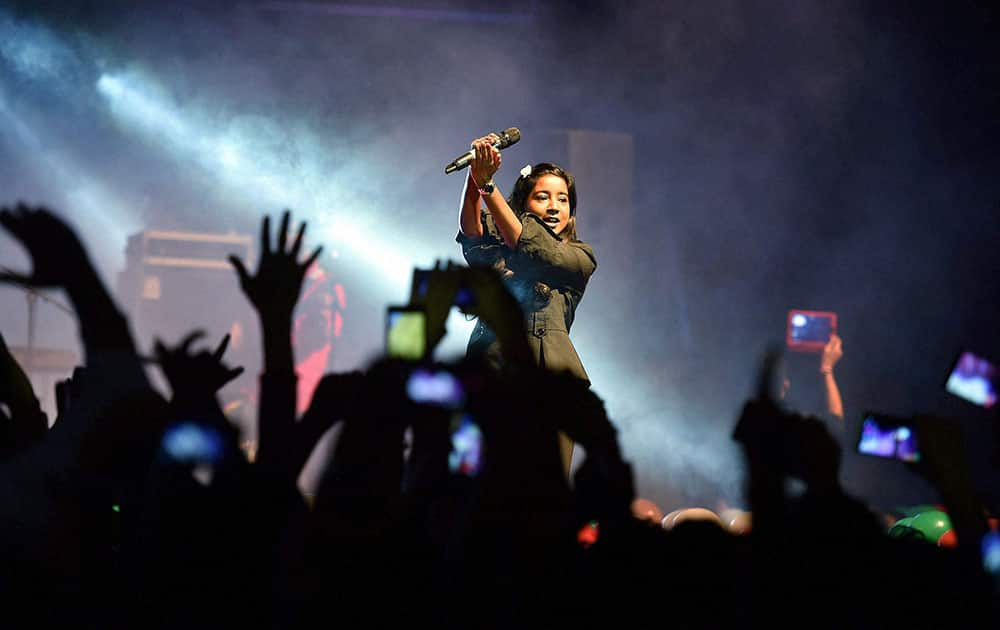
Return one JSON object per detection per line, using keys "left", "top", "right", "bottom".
{"left": 96, "top": 72, "right": 188, "bottom": 141}
{"left": 218, "top": 142, "right": 240, "bottom": 168}
{"left": 95, "top": 74, "right": 123, "bottom": 98}
{"left": 95, "top": 67, "right": 454, "bottom": 312}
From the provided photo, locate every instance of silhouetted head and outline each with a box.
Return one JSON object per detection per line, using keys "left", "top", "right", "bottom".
{"left": 631, "top": 498, "right": 665, "bottom": 525}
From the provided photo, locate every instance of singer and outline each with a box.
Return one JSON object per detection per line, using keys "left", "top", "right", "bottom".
{"left": 456, "top": 133, "right": 597, "bottom": 473}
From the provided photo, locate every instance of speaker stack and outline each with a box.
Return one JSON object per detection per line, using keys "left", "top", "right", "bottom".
{"left": 116, "top": 229, "right": 258, "bottom": 365}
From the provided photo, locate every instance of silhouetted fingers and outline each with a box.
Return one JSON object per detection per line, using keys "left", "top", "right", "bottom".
{"left": 0, "top": 208, "right": 28, "bottom": 243}
{"left": 228, "top": 255, "right": 250, "bottom": 286}
{"left": 277, "top": 210, "right": 291, "bottom": 253}
{"left": 179, "top": 330, "right": 207, "bottom": 355}
{"left": 212, "top": 333, "right": 231, "bottom": 361}
{"left": 54, "top": 379, "right": 69, "bottom": 416}
{"left": 15, "top": 202, "right": 41, "bottom": 214}
{"left": 152, "top": 338, "right": 169, "bottom": 362}
{"left": 302, "top": 245, "right": 323, "bottom": 270}
{"left": 260, "top": 215, "right": 272, "bottom": 256}
{"left": 290, "top": 220, "right": 306, "bottom": 258}
{"left": 0, "top": 269, "right": 33, "bottom": 287}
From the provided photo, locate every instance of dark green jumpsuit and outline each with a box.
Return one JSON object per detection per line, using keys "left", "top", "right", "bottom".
{"left": 457, "top": 212, "right": 596, "bottom": 382}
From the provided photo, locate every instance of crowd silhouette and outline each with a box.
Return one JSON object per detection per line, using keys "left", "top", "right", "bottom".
{"left": 0, "top": 204, "right": 997, "bottom": 629}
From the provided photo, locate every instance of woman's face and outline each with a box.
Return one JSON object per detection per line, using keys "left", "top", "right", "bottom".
{"left": 523, "top": 174, "right": 571, "bottom": 235}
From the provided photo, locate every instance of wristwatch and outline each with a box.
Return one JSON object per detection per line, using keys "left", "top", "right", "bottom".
{"left": 478, "top": 178, "right": 495, "bottom": 195}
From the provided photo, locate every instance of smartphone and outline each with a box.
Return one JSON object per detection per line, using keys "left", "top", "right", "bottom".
{"left": 448, "top": 413, "right": 484, "bottom": 477}
{"left": 856, "top": 412, "right": 921, "bottom": 462}
{"left": 982, "top": 531, "right": 1000, "bottom": 578}
{"left": 786, "top": 309, "right": 837, "bottom": 352}
{"left": 945, "top": 350, "right": 997, "bottom": 409}
{"left": 385, "top": 305, "right": 427, "bottom": 360}
{"left": 161, "top": 421, "right": 225, "bottom": 465}
{"left": 406, "top": 367, "right": 465, "bottom": 409}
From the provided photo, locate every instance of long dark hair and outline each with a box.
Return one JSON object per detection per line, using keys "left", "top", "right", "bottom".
{"left": 506, "top": 162, "right": 579, "bottom": 242}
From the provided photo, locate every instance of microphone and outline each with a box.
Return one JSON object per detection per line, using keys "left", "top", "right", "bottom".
{"left": 445, "top": 127, "right": 521, "bottom": 174}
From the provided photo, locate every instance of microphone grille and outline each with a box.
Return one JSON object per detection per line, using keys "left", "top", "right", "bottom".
{"left": 500, "top": 127, "right": 521, "bottom": 148}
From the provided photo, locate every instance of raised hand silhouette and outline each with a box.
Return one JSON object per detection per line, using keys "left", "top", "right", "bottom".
{"left": 0, "top": 203, "right": 93, "bottom": 289}
{"left": 228, "top": 210, "right": 322, "bottom": 330}
{"left": 154, "top": 331, "right": 245, "bottom": 405}
{"left": 230, "top": 210, "right": 322, "bottom": 478}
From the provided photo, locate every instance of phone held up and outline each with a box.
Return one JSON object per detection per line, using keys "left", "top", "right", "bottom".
{"left": 406, "top": 366, "right": 465, "bottom": 408}
{"left": 385, "top": 305, "right": 427, "bottom": 361}
{"left": 161, "top": 421, "right": 226, "bottom": 465}
{"left": 786, "top": 309, "right": 837, "bottom": 353}
{"left": 856, "top": 412, "right": 921, "bottom": 463}
{"left": 404, "top": 366, "right": 484, "bottom": 477}
{"left": 944, "top": 349, "right": 997, "bottom": 409}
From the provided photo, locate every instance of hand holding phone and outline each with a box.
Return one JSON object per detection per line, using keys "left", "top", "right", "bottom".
{"left": 406, "top": 262, "right": 479, "bottom": 358}
{"left": 786, "top": 310, "right": 837, "bottom": 353}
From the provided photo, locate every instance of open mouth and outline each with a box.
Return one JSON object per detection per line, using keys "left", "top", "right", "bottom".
{"left": 543, "top": 216, "right": 560, "bottom": 226}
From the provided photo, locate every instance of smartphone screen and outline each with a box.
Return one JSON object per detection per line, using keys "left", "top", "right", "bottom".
{"left": 448, "top": 413, "right": 483, "bottom": 477}
{"left": 945, "top": 351, "right": 997, "bottom": 409}
{"left": 406, "top": 368, "right": 465, "bottom": 409}
{"left": 982, "top": 531, "right": 1000, "bottom": 579}
{"left": 786, "top": 309, "right": 837, "bottom": 352}
{"left": 857, "top": 413, "right": 920, "bottom": 462}
{"left": 386, "top": 306, "right": 427, "bottom": 360}
{"left": 161, "top": 421, "right": 225, "bottom": 464}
